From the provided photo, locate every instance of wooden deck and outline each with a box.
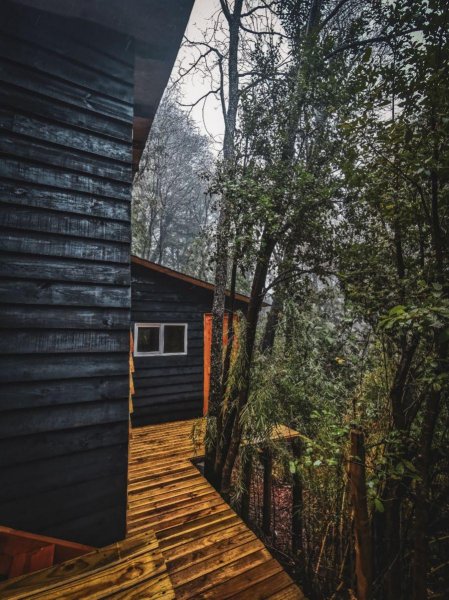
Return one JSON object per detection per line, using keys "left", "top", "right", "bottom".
{"left": 0, "top": 419, "right": 304, "bottom": 599}
{"left": 0, "top": 529, "right": 174, "bottom": 599}
{"left": 127, "top": 419, "right": 304, "bottom": 599}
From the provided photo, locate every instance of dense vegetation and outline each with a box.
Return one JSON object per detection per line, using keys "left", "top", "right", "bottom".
{"left": 133, "top": 1, "right": 448, "bottom": 598}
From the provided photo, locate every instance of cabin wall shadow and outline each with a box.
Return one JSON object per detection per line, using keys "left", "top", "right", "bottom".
{"left": 0, "top": 1, "right": 133, "bottom": 546}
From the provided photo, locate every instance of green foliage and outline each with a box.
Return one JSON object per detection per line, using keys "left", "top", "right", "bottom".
{"left": 186, "top": 0, "right": 449, "bottom": 595}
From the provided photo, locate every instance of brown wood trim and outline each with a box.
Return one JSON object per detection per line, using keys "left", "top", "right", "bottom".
{"left": 131, "top": 255, "right": 257, "bottom": 305}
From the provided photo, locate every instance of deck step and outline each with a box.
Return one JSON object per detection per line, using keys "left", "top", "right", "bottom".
{"left": 0, "top": 530, "right": 175, "bottom": 599}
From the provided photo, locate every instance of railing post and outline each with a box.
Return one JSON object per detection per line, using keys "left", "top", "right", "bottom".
{"left": 261, "top": 445, "right": 273, "bottom": 536}
{"left": 241, "top": 454, "right": 253, "bottom": 523}
{"left": 291, "top": 437, "right": 304, "bottom": 564}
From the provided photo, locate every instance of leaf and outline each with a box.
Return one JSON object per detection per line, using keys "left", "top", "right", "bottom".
{"left": 362, "top": 47, "right": 372, "bottom": 63}
{"left": 402, "top": 459, "right": 417, "bottom": 473}
{"left": 313, "top": 459, "right": 322, "bottom": 467}
{"left": 374, "top": 498, "right": 384, "bottom": 513}
{"left": 388, "top": 305, "right": 405, "bottom": 316}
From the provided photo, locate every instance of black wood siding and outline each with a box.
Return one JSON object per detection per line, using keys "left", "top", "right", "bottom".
{"left": 131, "top": 264, "right": 248, "bottom": 427}
{"left": 0, "top": 2, "right": 133, "bottom": 547}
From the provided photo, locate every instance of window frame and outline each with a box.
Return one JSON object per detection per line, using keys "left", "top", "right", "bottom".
{"left": 133, "top": 322, "right": 188, "bottom": 357}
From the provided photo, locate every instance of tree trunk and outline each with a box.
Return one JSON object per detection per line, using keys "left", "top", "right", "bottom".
{"left": 220, "top": 231, "right": 276, "bottom": 497}
{"left": 412, "top": 393, "right": 438, "bottom": 600}
{"left": 260, "top": 288, "right": 283, "bottom": 354}
{"left": 204, "top": 206, "right": 229, "bottom": 485}
{"left": 412, "top": 96, "right": 447, "bottom": 598}
{"left": 382, "top": 480, "right": 403, "bottom": 600}
{"left": 241, "top": 453, "right": 253, "bottom": 523}
{"left": 222, "top": 256, "right": 238, "bottom": 389}
{"left": 348, "top": 427, "right": 373, "bottom": 600}
{"left": 412, "top": 341, "right": 446, "bottom": 599}
{"left": 262, "top": 446, "right": 273, "bottom": 537}
{"left": 204, "top": 0, "right": 244, "bottom": 484}
{"left": 291, "top": 438, "right": 305, "bottom": 573}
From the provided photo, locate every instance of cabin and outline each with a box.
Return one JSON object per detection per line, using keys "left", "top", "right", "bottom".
{"left": 0, "top": 0, "right": 194, "bottom": 548}
{"left": 131, "top": 255, "right": 250, "bottom": 426}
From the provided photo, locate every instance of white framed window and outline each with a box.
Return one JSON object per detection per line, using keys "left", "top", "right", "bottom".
{"left": 134, "top": 323, "right": 188, "bottom": 357}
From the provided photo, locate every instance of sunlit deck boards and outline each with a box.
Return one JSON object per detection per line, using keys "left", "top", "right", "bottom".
{"left": 0, "top": 530, "right": 175, "bottom": 599}
{"left": 127, "top": 419, "right": 304, "bottom": 599}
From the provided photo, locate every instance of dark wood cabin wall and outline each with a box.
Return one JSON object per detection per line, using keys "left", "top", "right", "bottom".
{"left": 0, "top": 1, "right": 133, "bottom": 547}
{"left": 131, "top": 265, "right": 248, "bottom": 427}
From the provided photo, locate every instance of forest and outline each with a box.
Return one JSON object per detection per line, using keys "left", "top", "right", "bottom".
{"left": 132, "top": 1, "right": 449, "bottom": 598}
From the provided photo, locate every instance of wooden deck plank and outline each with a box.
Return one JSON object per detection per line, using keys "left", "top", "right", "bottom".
{"left": 166, "top": 530, "right": 257, "bottom": 574}
{"left": 129, "top": 487, "right": 216, "bottom": 516}
{"left": 130, "top": 484, "right": 211, "bottom": 515}
{"left": 155, "top": 509, "right": 238, "bottom": 543}
{"left": 268, "top": 584, "right": 306, "bottom": 599}
{"left": 226, "top": 571, "right": 299, "bottom": 599}
{"left": 129, "top": 502, "right": 231, "bottom": 536}
{"left": 162, "top": 522, "right": 251, "bottom": 561}
{"left": 126, "top": 418, "right": 303, "bottom": 599}
{"left": 158, "top": 515, "right": 243, "bottom": 552}
{"left": 0, "top": 531, "right": 175, "bottom": 600}
{"left": 200, "top": 560, "right": 286, "bottom": 599}
{"left": 169, "top": 540, "right": 268, "bottom": 588}
{"left": 173, "top": 550, "right": 274, "bottom": 599}
{"left": 128, "top": 480, "right": 210, "bottom": 506}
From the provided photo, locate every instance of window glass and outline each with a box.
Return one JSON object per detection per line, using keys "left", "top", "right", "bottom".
{"left": 137, "top": 326, "right": 160, "bottom": 353}
{"left": 164, "top": 324, "right": 186, "bottom": 354}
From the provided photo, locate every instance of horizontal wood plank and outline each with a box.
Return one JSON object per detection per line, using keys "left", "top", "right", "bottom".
{"left": 0, "top": 204, "right": 130, "bottom": 243}
{"left": 0, "top": 279, "right": 130, "bottom": 308}
{"left": 0, "top": 422, "right": 129, "bottom": 468}
{"left": 0, "top": 305, "right": 129, "bottom": 330}
{"left": 0, "top": 330, "right": 129, "bottom": 354}
{"left": 0, "top": 254, "right": 130, "bottom": 284}
{"left": 0, "top": 400, "right": 129, "bottom": 439}
{"left": 0, "top": 159, "right": 130, "bottom": 201}
{"left": 0, "top": 353, "right": 128, "bottom": 383}
{"left": 0, "top": 34, "right": 133, "bottom": 103}
{"left": 0, "top": 229, "right": 129, "bottom": 262}
{"left": 0, "top": 179, "right": 130, "bottom": 221}
{"left": 0, "top": 132, "right": 131, "bottom": 183}
{"left": 0, "top": 84, "right": 131, "bottom": 141}
{"left": 0, "top": 110, "right": 130, "bottom": 163}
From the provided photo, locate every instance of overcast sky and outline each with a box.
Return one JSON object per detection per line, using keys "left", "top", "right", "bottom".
{"left": 171, "top": 0, "right": 225, "bottom": 150}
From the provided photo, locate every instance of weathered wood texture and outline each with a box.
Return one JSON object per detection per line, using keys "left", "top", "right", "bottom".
{"left": 0, "top": 420, "right": 301, "bottom": 598}
{"left": 131, "top": 264, "right": 248, "bottom": 426}
{"left": 127, "top": 419, "right": 305, "bottom": 599}
{"left": 0, "top": 529, "right": 175, "bottom": 599}
{"left": 0, "top": 1, "right": 133, "bottom": 546}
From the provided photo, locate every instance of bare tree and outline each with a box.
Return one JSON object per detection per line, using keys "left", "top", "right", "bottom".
{"left": 132, "top": 93, "right": 214, "bottom": 277}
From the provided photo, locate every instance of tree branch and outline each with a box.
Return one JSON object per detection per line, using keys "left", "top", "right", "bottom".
{"left": 326, "top": 35, "right": 389, "bottom": 60}
{"left": 178, "top": 88, "right": 221, "bottom": 110}
{"left": 318, "top": 0, "right": 353, "bottom": 32}
{"left": 220, "top": 0, "right": 231, "bottom": 22}
{"left": 262, "top": 267, "right": 335, "bottom": 296}
{"left": 241, "top": 1, "right": 278, "bottom": 18}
